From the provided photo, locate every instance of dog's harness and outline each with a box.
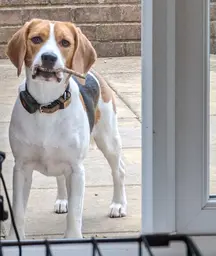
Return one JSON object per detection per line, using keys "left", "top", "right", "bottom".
{"left": 19, "top": 83, "right": 71, "bottom": 114}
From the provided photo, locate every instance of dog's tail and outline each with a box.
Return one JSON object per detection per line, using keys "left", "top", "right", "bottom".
{"left": 90, "top": 136, "right": 97, "bottom": 150}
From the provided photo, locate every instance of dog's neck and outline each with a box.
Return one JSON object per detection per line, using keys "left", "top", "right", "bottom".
{"left": 25, "top": 67, "right": 68, "bottom": 105}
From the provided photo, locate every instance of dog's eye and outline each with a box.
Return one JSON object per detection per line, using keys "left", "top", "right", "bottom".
{"left": 31, "top": 36, "right": 43, "bottom": 44}
{"left": 60, "top": 39, "right": 70, "bottom": 48}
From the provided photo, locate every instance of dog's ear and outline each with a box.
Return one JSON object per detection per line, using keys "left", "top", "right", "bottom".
{"left": 6, "top": 21, "right": 30, "bottom": 77}
{"left": 71, "top": 27, "right": 97, "bottom": 75}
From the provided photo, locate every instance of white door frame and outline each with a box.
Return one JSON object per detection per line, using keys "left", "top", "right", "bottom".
{"left": 142, "top": 0, "right": 176, "bottom": 233}
{"left": 175, "top": 0, "right": 214, "bottom": 233}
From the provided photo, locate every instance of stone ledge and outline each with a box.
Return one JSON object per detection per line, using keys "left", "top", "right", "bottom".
{"left": 0, "top": 0, "right": 140, "bottom": 6}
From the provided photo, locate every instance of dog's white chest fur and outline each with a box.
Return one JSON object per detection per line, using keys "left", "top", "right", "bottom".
{"left": 9, "top": 81, "right": 90, "bottom": 176}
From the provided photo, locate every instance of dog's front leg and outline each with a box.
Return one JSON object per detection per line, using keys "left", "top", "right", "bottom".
{"left": 64, "top": 164, "right": 85, "bottom": 238}
{"left": 8, "top": 165, "right": 33, "bottom": 240}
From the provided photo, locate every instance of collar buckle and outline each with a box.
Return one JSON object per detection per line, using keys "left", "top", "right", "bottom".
{"left": 39, "top": 103, "right": 51, "bottom": 113}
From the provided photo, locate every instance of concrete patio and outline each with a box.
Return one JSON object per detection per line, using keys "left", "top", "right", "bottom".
{"left": 0, "top": 55, "right": 216, "bottom": 239}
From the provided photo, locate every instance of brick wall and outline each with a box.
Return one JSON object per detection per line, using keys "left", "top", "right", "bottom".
{"left": 0, "top": 1, "right": 215, "bottom": 58}
{"left": 211, "top": 0, "right": 216, "bottom": 54}
{"left": 0, "top": 0, "right": 141, "bottom": 58}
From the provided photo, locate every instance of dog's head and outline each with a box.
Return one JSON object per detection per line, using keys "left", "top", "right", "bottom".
{"left": 6, "top": 19, "right": 97, "bottom": 83}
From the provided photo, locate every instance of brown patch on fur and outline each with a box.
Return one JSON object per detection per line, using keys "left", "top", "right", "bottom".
{"left": 26, "top": 20, "right": 50, "bottom": 67}
{"left": 6, "top": 19, "right": 50, "bottom": 76}
{"left": 54, "top": 22, "right": 76, "bottom": 70}
{"left": 54, "top": 22, "right": 97, "bottom": 75}
{"left": 95, "top": 108, "right": 101, "bottom": 124}
{"left": 91, "top": 69, "right": 116, "bottom": 113}
{"left": 7, "top": 19, "right": 97, "bottom": 77}
{"left": 79, "top": 94, "right": 86, "bottom": 111}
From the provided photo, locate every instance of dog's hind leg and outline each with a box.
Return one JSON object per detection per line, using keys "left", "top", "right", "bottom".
{"left": 92, "top": 99, "right": 127, "bottom": 218}
{"left": 54, "top": 176, "right": 68, "bottom": 214}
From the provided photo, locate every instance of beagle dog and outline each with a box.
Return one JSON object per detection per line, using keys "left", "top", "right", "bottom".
{"left": 6, "top": 19, "right": 127, "bottom": 239}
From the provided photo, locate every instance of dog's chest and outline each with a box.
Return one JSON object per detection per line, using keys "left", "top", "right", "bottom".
{"left": 9, "top": 97, "right": 90, "bottom": 175}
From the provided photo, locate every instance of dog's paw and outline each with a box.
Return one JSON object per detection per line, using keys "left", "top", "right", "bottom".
{"left": 109, "top": 203, "right": 127, "bottom": 218}
{"left": 54, "top": 199, "right": 68, "bottom": 214}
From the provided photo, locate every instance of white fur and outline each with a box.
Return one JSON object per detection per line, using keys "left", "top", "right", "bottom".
{"left": 7, "top": 22, "right": 127, "bottom": 240}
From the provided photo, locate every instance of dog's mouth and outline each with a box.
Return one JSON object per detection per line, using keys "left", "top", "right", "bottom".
{"left": 32, "top": 66, "right": 62, "bottom": 82}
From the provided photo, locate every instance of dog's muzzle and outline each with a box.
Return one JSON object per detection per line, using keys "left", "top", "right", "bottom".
{"left": 41, "top": 52, "right": 57, "bottom": 69}
{"left": 32, "top": 66, "right": 63, "bottom": 82}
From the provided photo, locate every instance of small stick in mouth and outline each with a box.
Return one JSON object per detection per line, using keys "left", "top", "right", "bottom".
{"left": 34, "top": 66, "right": 86, "bottom": 80}
{"left": 32, "top": 66, "right": 86, "bottom": 81}
{"left": 57, "top": 68, "right": 86, "bottom": 80}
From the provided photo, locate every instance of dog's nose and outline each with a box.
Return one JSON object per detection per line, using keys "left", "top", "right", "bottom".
{"left": 41, "top": 52, "right": 57, "bottom": 69}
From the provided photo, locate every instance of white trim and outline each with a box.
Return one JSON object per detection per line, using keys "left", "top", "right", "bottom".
{"left": 175, "top": 0, "right": 216, "bottom": 233}
{"left": 202, "top": 0, "right": 210, "bottom": 207}
{"left": 141, "top": 0, "right": 153, "bottom": 233}
{"left": 165, "top": 0, "right": 176, "bottom": 232}
{"left": 142, "top": 0, "right": 176, "bottom": 233}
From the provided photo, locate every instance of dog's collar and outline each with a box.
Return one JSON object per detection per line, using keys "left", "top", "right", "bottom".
{"left": 19, "top": 83, "right": 71, "bottom": 114}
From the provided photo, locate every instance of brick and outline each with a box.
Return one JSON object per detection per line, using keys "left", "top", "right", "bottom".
{"left": 50, "top": 0, "right": 71, "bottom": 4}
{"left": 100, "top": 0, "right": 140, "bottom": 3}
{"left": 120, "top": 5, "right": 141, "bottom": 22}
{"left": 0, "top": 26, "right": 20, "bottom": 44}
{"left": 22, "top": 7, "right": 74, "bottom": 24}
{"left": 92, "top": 41, "right": 125, "bottom": 57}
{"left": 70, "top": 0, "right": 140, "bottom": 3}
{"left": 124, "top": 41, "right": 140, "bottom": 56}
{"left": 0, "top": 45, "right": 7, "bottom": 59}
{"left": 68, "top": 0, "right": 98, "bottom": 3}
{"left": 74, "top": 5, "right": 141, "bottom": 23}
{"left": 211, "top": 21, "right": 216, "bottom": 38}
{"left": 211, "top": 39, "right": 216, "bottom": 54}
{"left": 0, "top": 0, "right": 49, "bottom": 6}
{"left": 210, "top": 3, "right": 216, "bottom": 21}
{"left": 96, "top": 23, "right": 140, "bottom": 41}
{"left": 77, "top": 25, "right": 96, "bottom": 41}
{"left": 0, "top": 9, "right": 22, "bottom": 26}
{"left": 54, "top": 0, "right": 140, "bottom": 3}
